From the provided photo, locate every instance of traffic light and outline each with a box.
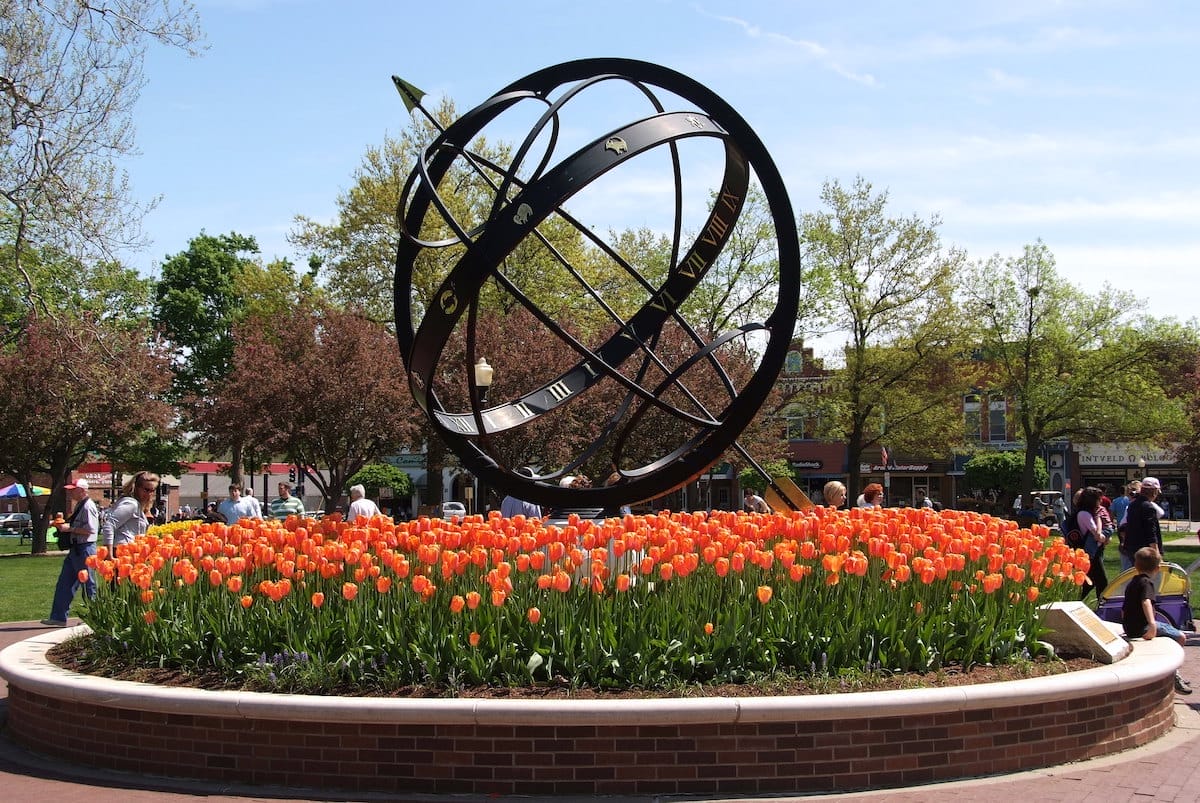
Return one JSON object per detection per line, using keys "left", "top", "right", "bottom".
{"left": 288, "top": 466, "right": 297, "bottom": 483}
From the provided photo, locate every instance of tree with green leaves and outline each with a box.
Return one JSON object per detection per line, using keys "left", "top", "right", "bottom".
{"left": 153, "top": 232, "right": 295, "bottom": 485}
{"left": 962, "top": 450, "right": 1048, "bottom": 513}
{"left": 682, "top": 184, "right": 831, "bottom": 341}
{"left": 1176, "top": 354, "right": 1200, "bottom": 472}
{"left": 738, "top": 459, "right": 796, "bottom": 495}
{"left": 800, "top": 176, "right": 975, "bottom": 500}
{"left": 346, "top": 463, "right": 414, "bottom": 501}
{"left": 1, "top": 242, "right": 155, "bottom": 341}
{"left": 153, "top": 232, "right": 259, "bottom": 400}
{"left": 292, "top": 98, "right": 514, "bottom": 323}
{"left": 962, "top": 240, "right": 1192, "bottom": 502}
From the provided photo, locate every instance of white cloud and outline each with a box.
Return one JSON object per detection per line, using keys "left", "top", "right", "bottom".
{"left": 696, "top": 7, "right": 878, "bottom": 86}
{"left": 934, "top": 191, "right": 1200, "bottom": 226}
{"left": 1041, "top": 243, "right": 1200, "bottom": 321}
{"left": 873, "top": 24, "right": 1122, "bottom": 63}
{"left": 983, "top": 68, "right": 1029, "bottom": 91}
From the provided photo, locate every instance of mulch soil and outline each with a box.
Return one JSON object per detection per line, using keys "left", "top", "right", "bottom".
{"left": 48, "top": 636, "right": 1100, "bottom": 699}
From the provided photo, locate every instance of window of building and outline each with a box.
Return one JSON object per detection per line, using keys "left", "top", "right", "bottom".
{"left": 988, "top": 397, "right": 1007, "bottom": 442}
{"left": 964, "top": 393, "right": 981, "bottom": 443}
{"left": 785, "top": 350, "right": 803, "bottom": 374}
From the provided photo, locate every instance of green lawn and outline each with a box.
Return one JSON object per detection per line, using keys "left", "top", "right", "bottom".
{"left": 0, "top": 549, "right": 62, "bottom": 623}
{"left": 1162, "top": 543, "right": 1200, "bottom": 612}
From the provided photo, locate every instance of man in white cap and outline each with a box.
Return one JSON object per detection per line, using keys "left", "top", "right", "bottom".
{"left": 41, "top": 477, "right": 99, "bottom": 627}
{"left": 1120, "top": 477, "right": 1164, "bottom": 572}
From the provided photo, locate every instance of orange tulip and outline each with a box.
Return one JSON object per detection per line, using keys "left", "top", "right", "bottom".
{"left": 342, "top": 582, "right": 358, "bottom": 601}
{"left": 756, "top": 585, "right": 773, "bottom": 605}
{"left": 704, "top": 622, "right": 714, "bottom": 635}
{"left": 375, "top": 576, "right": 392, "bottom": 594}
{"left": 311, "top": 592, "right": 325, "bottom": 608}
{"left": 450, "top": 594, "right": 466, "bottom": 614}
{"left": 469, "top": 631, "right": 481, "bottom": 647}
{"left": 240, "top": 594, "right": 253, "bottom": 609}
{"left": 143, "top": 610, "right": 157, "bottom": 624}
{"left": 77, "top": 569, "right": 90, "bottom": 583}
{"left": 465, "top": 590, "right": 481, "bottom": 610}
{"left": 527, "top": 607, "right": 541, "bottom": 624}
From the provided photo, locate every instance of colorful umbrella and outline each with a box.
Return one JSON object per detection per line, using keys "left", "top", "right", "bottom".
{"left": 0, "top": 483, "right": 51, "bottom": 497}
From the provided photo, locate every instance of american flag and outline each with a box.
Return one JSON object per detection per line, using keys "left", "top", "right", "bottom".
{"left": 880, "top": 445, "right": 890, "bottom": 467}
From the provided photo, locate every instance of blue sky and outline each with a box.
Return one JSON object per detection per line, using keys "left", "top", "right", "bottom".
{"left": 127, "top": 0, "right": 1199, "bottom": 357}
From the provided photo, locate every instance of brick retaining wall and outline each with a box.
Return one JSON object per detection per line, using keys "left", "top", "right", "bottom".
{"left": 5, "top": 674, "right": 1177, "bottom": 796}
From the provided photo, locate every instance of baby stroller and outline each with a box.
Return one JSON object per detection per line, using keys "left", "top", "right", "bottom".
{"left": 1096, "top": 562, "right": 1195, "bottom": 631}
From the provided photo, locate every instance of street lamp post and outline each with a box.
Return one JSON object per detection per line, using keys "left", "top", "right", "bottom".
{"left": 473, "top": 358, "right": 494, "bottom": 512}
{"left": 474, "top": 358, "right": 494, "bottom": 406}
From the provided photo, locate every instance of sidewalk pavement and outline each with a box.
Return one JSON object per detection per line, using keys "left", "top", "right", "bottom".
{"left": 2, "top": 617, "right": 1200, "bottom": 802}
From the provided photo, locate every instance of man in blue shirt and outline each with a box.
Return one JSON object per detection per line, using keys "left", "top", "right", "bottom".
{"left": 1110, "top": 480, "right": 1137, "bottom": 534}
{"left": 218, "top": 482, "right": 263, "bottom": 522}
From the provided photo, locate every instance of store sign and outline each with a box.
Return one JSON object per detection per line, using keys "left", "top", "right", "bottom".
{"left": 1076, "top": 443, "right": 1178, "bottom": 466}
{"left": 791, "top": 460, "right": 823, "bottom": 471}
{"left": 384, "top": 453, "right": 426, "bottom": 469}
{"left": 860, "top": 463, "right": 930, "bottom": 473}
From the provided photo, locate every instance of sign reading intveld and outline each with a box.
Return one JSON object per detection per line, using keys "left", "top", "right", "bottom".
{"left": 1075, "top": 443, "right": 1178, "bottom": 466}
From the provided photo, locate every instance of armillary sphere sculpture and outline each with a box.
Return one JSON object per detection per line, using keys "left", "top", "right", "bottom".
{"left": 394, "top": 58, "right": 802, "bottom": 511}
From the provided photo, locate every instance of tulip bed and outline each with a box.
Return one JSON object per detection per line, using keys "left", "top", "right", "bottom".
{"left": 76, "top": 507, "right": 1087, "bottom": 693}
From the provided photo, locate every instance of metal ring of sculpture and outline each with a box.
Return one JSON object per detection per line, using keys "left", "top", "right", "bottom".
{"left": 395, "top": 58, "right": 799, "bottom": 509}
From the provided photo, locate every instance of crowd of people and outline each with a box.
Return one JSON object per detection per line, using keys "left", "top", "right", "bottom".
{"left": 38, "top": 475, "right": 370, "bottom": 628}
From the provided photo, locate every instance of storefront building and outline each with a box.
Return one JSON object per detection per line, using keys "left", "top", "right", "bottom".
{"left": 787, "top": 442, "right": 953, "bottom": 509}
{"left": 789, "top": 441, "right": 848, "bottom": 505}
{"left": 857, "top": 450, "right": 953, "bottom": 509}
{"left": 1073, "top": 443, "right": 1195, "bottom": 521}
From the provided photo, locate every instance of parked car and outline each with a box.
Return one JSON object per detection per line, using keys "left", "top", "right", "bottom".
{"left": 438, "top": 501, "right": 467, "bottom": 519}
{"left": 0, "top": 512, "right": 33, "bottom": 536}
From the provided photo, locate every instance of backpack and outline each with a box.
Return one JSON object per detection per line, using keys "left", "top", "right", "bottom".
{"left": 1063, "top": 511, "right": 1085, "bottom": 548}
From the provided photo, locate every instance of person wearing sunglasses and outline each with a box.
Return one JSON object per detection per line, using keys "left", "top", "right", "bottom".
{"left": 102, "top": 471, "right": 160, "bottom": 551}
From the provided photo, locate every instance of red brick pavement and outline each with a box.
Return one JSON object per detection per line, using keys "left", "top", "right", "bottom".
{"left": 1, "top": 619, "right": 1198, "bottom": 803}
